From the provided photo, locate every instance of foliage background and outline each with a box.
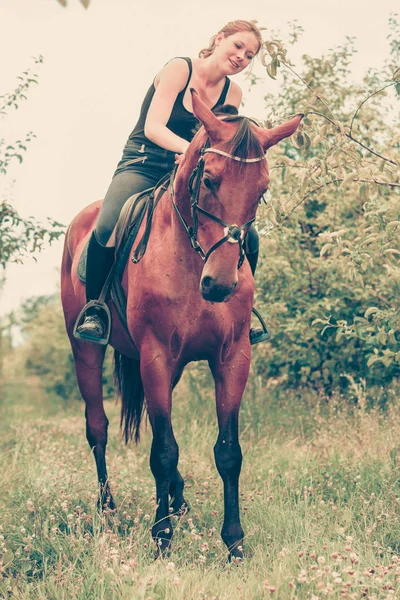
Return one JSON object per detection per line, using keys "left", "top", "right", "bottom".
{"left": 0, "top": 9, "right": 399, "bottom": 600}
{"left": 2, "top": 17, "right": 398, "bottom": 400}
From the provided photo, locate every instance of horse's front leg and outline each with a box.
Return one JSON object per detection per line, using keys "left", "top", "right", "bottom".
{"left": 169, "top": 468, "right": 189, "bottom": 515}
{"left": 211, "top": 350, "right": 251, "bottom": 560}
{"left": 71, "top": 340, "right": 115, "bottom": 510}
{"left": 140, "top": 347, "right": 179, "bottom": 555}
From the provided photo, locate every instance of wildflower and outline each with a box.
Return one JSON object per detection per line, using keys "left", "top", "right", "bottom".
{"left": 318, "top": 556, "right": 326, "bottom": 565}
{"left": 297, "top": 570, "right": 307, "bottom": 584}
{"left": 26, "top": 499, "right": 35, "bottom": 513}
{"left": 171, "top": 575, "right": 180, "bottom": 586}
{"left": 350, "top": 553, "right": 359, "bottom": 565}
{"left": 166, "top": 562, "right": 175, "bottom": 571}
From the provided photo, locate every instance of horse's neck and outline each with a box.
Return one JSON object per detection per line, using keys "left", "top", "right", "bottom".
{"left": 156, "top": 178, "right": 201, "bottom": 273}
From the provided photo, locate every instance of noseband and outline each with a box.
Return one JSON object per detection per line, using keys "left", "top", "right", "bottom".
{"left": 171, "top": 140, "right": 266, "bottom": 269}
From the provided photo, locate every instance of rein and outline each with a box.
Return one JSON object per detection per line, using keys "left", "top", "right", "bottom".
{"left": 170, "top": 140, "right": 266, "bottom": 269}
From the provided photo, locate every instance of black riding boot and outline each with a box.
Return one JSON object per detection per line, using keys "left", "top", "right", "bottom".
{"left": 74, "top": 231, "right": 115, "bottom": 344}
{"left": 245, "top": 227, "right": 271, "bottom": 345}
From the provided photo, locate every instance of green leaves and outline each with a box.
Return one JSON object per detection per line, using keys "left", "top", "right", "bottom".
{"left": 56, "top": 0, "right": 91, "bottom": 6}
{"left": 267, "top": 59, "right": 280, "bottom": 80}
{"left": 0, "top": 201, "right": 66, "bottom": 268}
{"left": 253, "top": 19, "right": 400, "bottom": 392}
{"left": 1, "top": 59, "right": 66, "bottom": 269}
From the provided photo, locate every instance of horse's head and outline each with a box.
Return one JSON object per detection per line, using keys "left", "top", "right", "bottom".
{"left": 174, "top": 89, "right": 302, "bottom": 303}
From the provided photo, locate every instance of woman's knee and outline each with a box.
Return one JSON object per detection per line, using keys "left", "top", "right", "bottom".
{"left": 95, "top": 171, "right": 156, "bottom": 246}
{"left": 245, "top": 224, "right": 259, "bottom": 255}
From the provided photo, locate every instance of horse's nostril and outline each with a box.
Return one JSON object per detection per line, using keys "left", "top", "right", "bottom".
{"left": 202, "top": 275, "right": 213, "bottom": 290}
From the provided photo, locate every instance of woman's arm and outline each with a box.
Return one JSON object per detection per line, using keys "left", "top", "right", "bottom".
{"left": 144, "top": 58, "right": 191, "bottom": 154}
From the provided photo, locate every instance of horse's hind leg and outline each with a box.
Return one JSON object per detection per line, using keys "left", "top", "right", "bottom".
{"left": 72, "top": 341, "right": 115, "bottom": 510}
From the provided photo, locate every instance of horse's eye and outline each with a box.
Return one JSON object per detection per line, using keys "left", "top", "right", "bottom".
{"left": 203, "top": 177, "right": 213, "bottom": 190}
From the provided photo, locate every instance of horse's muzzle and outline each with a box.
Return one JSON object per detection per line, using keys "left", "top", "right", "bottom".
{"left": 200, "top": 276, "right": 237, "bottom": 302}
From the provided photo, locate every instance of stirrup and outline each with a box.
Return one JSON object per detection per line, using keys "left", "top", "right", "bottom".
{"left": 250, "top": 307, "right": 271, "bottom": 345}
{"left": 73, "top": 300, "right": 111, "bottom": 345}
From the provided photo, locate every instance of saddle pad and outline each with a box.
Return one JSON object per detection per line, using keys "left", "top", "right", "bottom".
{"left": 77, "top": 241, "right": 89, "bottom": 283}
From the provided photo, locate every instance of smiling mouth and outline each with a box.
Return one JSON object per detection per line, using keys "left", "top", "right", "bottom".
{"left": 229, "top": 59, "right": 239, "bottom": 69}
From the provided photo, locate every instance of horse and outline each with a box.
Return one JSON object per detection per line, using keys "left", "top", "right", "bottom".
{"left": 61, "top": 89, "right": 302, "bottom": 560}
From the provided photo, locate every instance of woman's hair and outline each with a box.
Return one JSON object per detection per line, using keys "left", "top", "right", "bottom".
{"left": 199, "top": 20, "right": 263, "bottom": 59}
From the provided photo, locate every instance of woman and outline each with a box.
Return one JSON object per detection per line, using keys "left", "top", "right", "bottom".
{"left": 76, "top": 19, "right": 269, "bottom": 345}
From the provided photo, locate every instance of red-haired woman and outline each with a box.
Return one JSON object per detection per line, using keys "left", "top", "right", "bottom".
{"left": 76, "top": 20, "right": 269, "bottom": 345}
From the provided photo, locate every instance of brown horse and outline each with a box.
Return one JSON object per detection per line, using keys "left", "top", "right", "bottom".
{"left": 61, "top": 90, "right": 302, "bottom": 559}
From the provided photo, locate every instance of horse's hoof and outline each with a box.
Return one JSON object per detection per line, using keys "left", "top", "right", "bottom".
{"left": 153, "top": 538, "right": 172, "bottom": 560}
{"left": 170, "top": 501, "right": 190, "bottom": 517}
{"left": 97, "top": 494, "right": 116, "bottom": 512}
{"left": 228, "top": 543, "right": 245, "bottom": 563}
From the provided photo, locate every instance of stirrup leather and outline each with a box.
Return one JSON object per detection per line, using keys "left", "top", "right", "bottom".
{"left": 250, "top": 307, "right": 271, "bottom": 345}
{"left": 73, "top": 300, "right": 111, "bottom": 346}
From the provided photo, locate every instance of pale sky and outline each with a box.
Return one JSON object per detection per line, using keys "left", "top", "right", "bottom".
{"left": 0, "top": 0, "right": 398, "bottom": 315}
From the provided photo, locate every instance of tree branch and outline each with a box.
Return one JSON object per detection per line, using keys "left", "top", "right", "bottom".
{"left": 308, "top": 111, "right": 398, "bottom": 166}
{"left": 282, "top": 59, "right": 398, "bottom": 166}
{"left": 349, "top": 81, "right": 397, "bottom": 138}
{"left": 282, "top": 61, "right": 336, "bottom": 119}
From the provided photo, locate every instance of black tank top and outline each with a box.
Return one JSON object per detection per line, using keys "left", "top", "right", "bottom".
{"left": 128, "top": 57, "right": 231, "bottom": 147}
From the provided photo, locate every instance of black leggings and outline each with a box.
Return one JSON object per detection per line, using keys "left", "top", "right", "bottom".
{"left": 96, "top": 170, "right": 161, "bottom": 246}
{"left": 95, "top": 169, "right": 259, "bottom": 256}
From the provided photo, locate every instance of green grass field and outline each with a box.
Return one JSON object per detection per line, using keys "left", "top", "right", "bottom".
{"left": 1, "top": 371, "right": 400, "bottom": 599}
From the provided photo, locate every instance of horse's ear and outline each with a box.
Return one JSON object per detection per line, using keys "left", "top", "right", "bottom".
{"left": 258, "top": 114, "right": 304, "bottom": 150}
{"left": 191, "top": 88, "right": 230, "bottom": 142}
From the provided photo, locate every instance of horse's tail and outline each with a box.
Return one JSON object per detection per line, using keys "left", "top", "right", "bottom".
{"left": 114, "top": 351, "right": 145, "bottom": 444}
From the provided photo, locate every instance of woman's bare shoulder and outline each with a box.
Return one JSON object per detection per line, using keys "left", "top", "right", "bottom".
{"left": 154, "top": 57, "right": 191, "bottom": 89}
{"left": 226, "top": 80, "right": 243, "bottom": 109}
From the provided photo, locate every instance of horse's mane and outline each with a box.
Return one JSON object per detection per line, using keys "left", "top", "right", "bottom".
{"left": 222, "top": 116, "right": 263, "bottom": 164}
{"left": 190, "top": 106, "right": 264, "bottom": 172}
{"left": 211, "top": 106, "right": 264, "bottom": 171}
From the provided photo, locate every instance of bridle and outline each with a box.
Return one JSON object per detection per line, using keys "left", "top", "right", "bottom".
{"left": 170, "top": 139, "right": 266, "bottom": 269}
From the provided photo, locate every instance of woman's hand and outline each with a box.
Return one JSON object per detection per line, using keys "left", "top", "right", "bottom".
{"left": 174, "top": 153, "right": 185, "bottom": 165}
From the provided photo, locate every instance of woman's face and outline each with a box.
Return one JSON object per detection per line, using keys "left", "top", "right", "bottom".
{"left": 214, "top": 31, "right": 260, "bottom": 74}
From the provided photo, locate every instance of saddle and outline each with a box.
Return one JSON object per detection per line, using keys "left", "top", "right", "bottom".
{"left": 77, "top": 174, "right": 171, "bottom": 340}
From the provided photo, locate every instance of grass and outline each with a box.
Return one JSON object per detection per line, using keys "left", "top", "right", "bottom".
{"left": 1, "top": 369, "right": 400, "bottom": 599}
